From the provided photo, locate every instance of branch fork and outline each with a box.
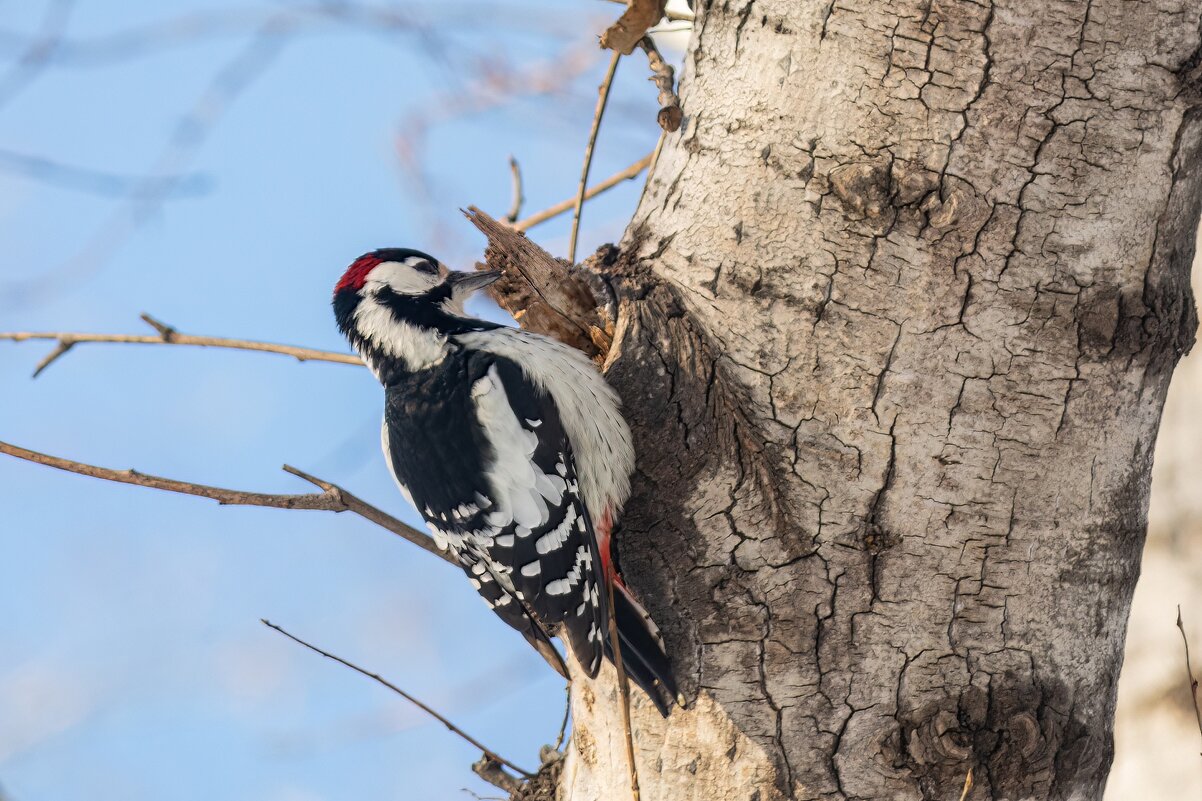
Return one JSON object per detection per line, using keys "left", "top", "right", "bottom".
{"left": 0, "top": 438, "right": 452, "bottom": 565}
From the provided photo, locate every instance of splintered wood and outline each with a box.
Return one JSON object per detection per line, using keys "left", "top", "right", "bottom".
{"left": 464, "top": 207, "right": 613, "bottom": 361}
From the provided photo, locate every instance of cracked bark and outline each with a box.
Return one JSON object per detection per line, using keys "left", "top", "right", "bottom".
{"left": 554, "top": 0, "right": 1202, "bottom": 799}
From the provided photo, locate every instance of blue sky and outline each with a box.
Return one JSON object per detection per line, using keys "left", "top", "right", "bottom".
{"left": 0, "top": 3, "right": 675, "bottom": 799}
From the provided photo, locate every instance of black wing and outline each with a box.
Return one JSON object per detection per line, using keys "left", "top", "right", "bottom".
{"left": 480, "top": 357, "right": 608, "bottom": 677}
{"left": 383, "top": 349, "right": 676, "bottom": 711}
{"left": 480, "top": 357, "right": 675, "bottom": 707}
{"left": 381, "top": 350, "right": 607, "bottom": 676}
{"left": 381, "top": 352, "right": 560, "bottom": 664}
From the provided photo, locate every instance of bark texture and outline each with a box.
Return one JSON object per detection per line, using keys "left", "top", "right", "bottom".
{"left": 561, "top": 0, "right": 1202, "bottom": 799}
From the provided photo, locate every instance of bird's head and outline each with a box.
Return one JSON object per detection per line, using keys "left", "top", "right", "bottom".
{"left": 332, "top": 248, "right": 502, "bottom": 375}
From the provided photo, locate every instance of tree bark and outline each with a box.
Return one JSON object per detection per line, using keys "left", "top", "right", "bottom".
{"left": 561, "top": 0, "right": 1202, "bottom": 799}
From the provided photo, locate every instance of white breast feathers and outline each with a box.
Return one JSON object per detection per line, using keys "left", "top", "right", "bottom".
{"left": 354, "top": 293, "right": 448, "bottom": 372}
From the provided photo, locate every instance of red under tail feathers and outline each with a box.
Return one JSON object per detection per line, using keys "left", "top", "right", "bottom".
{"left": 596, "top": 506, "right": 679, "bottom": 716}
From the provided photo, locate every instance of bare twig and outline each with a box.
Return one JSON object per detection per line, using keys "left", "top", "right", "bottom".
{"left": 568, "top": 51, "right": 622, "bottom": 265}
{"left": 1177, "top": 606, "right": 1202, "bottom": 754}
{"left": 396, "top": 40, "right": 601, "bottom": 250}
{"left": 957, "top": 767, "right": 974, "bottom": 801}
{"left": 508, "top": 592, "right": 571, "bottom": 680}
{"left": 472, "top": 756, "right": 524, "bottom": 794}
{"left": 649, "top": 130, "right": 667, "bottom": 175}
{"left": 30, "top": 340, "right": 75, "bottom": 378}
{"left": 554, "top": 682, "right": 571, "bottom": 751}
{"left": 0, "top": 439, "right": 453, "bottom": 565}
{"left": 461, "top": 789, "right": 505, "bottom": 801}
{"left": 461, "top": 790, "right": 505, "bottom": 801}
{"left": 606, "top": 582, "right": 641, "bottom": 801}
{"left": 280, "top": 465, "right": 453, "bottom": 565}
{"left": 600, "top": 0, "right": 668, "bottom": 54}
{"left": 261, "top": 620, "right": 532, "bottom": 778}
{"left": 637, "top": 36, "right": 681, "bottom": 132}
{"left": 139, "top": 312, "right": 175, "bottom": 337}
{"left": 460, "top": 790, "right": 505, "bottom": 801}
{"left": 1, "top": 313, "right": 361, "bottom": 378}
{"left": 505, "top": 155, "right": 524, "bottom": 223}
{"left": 513, "top": 153, "right": 653, "bottom": 232}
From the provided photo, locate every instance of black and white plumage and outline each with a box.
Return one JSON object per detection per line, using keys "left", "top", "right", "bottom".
{"left": 332, "top": 248, "right": 677, "bottom": 714}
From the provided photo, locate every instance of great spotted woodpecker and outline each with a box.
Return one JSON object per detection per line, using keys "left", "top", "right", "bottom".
{"left": 333, "top": 248, "right": 677, "bottom": 715}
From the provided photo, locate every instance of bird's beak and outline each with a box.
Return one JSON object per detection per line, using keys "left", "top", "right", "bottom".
{"left": 447, "top": 269, "right": 502, "bottom": 293}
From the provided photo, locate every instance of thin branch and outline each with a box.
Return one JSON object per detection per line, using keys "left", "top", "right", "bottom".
{"left": 472, "top": 756, "right": 524, "bottom": 794}
{"left": 1177, "top": 605, "right": 1202, "bottom": 754}
{"left": 505, "top": 155, "right": 524, "bottom": 223}
{"left": 513, "top": 152, "right": 653, "bottom": 232}
{"left": 1, "top": 313, "right": 361, "bottom": 378}
{"left": 139, "top": 312, "right": 175, "bottom": 337}
{"left": 460, "top": 788, "right": 505, "bottom": 801}
{"left": 31, "top": 340, "right": 75, "bottom": 378}
{"left": 957, "top": 767, "right": 974, "bottom": 801}
{"left": 606, "top": 581, "right": 641, "bottom": 801}
{"left": 637, "top": 35, "right": 681, "bottom": 132}
{"left": 649, "top": 129, "right": 667, "bottom": 175}
{"left": 456, "top": 784, "right": 500, "bottom": 798}
{"left": 280, "top": 465, "right": 452, "bottom": 565}
{"left": 554, "top": 682, "right": 571, "bottom": 751}
{"left": 0, "top": 438, "right": 453, "bottom": 566}
{"left": 396, "top": 40, "right": 602, "bottom": 251}
{"left": 261, "top": 620, "right": 533, "bottom": 778}
{"left": 568, "top": 51, "right": 622, "bottom": 265}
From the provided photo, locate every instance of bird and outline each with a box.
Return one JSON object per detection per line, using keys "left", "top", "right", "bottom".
{"left": 332, "top": 247, "right": 678, "bottom": 715}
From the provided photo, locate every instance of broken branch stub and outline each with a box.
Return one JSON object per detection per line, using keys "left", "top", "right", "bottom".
{"left": 639, "top": 36, "right": 682, "bottom": 133}
{"left": 463, "top": 207, "right": 613, "bottom": 361}
{"left": 600, "top": 0, "right": 668, "bottom": 55}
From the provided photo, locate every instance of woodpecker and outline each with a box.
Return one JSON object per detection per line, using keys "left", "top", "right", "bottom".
{"left": 333, "top": 248, "right": 677, "bottom": 715}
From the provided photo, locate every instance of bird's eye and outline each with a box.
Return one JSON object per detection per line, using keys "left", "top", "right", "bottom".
{"left": 410, "top": 260, "right": 438, "bottom": 275}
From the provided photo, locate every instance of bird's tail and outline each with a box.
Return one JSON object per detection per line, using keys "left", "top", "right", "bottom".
{"left": 605, "top": 578, "right": 679, "bottom": 717}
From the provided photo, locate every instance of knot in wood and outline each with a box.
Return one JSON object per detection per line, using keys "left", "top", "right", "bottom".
{"left": 829, "top": 159, "right": 891, "bottom": 218}
{"left": 906, "top": 709, "right": 973, "bottom": 765}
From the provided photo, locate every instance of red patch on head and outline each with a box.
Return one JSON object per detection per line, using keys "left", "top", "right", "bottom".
{"left": 334, "top": 254, "right": 382, "bottom": 294}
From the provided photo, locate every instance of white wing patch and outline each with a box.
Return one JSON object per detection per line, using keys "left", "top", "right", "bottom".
{"left": 536, "top": 504, "right": 577, "bottom": 555}
{"left": 455, "top": 328, "right": 634, "bottom": 518}
{"left": 545, "top": 545, "right": 591, "bottom": 596}
{"left": 472, "top": 365, "right": 568, "bottom": 532}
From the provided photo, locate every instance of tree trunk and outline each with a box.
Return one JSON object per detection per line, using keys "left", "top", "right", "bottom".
{"left": 561, "top": 0, "right": 1202, "bottom": 799}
